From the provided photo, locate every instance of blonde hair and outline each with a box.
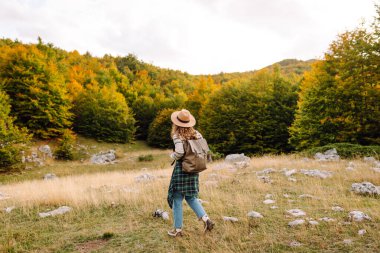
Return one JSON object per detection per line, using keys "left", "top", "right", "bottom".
{"left": 171, "top": 124, "right": 197, "bottom": 140}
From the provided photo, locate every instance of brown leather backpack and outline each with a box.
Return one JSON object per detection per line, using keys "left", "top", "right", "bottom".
{"left": 182, "top": 138, "right": 211, "bottom": 173}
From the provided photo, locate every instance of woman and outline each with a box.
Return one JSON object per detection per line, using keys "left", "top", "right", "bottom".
{"left": 167, "top": 109, "right": 214, "bottom": 237}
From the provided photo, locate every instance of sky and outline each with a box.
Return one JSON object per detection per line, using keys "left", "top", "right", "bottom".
{"left": 0, "top": 0, "right": 377, "bottom": 74}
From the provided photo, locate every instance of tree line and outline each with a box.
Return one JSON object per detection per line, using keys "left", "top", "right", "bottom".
{"left": 0, "top": 5, "right": 379, "bottom": 171}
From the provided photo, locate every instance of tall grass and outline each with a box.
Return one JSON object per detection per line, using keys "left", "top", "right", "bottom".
{"left": 1, "top": 156, "right": 379, "bottom": 252}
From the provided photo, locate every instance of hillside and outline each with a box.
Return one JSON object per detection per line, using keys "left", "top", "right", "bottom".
{"left": 208, "top": 58, "right": 315, "bottom": 84}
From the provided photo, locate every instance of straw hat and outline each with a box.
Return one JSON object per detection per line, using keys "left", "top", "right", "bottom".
{"left": 171, "top": 109, "right": 196, "bottom": 127}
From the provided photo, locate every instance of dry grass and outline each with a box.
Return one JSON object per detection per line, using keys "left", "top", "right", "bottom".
{"left": 1, "top": 155, "right": 380, "bottom": 252}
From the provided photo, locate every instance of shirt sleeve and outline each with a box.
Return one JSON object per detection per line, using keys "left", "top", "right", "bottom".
{"left": 171, "top": 134, "right": 185, "bottom": 160}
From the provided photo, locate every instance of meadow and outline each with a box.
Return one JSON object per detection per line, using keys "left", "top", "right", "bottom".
{"left": 0, "top": 139, "right": 379, "bottom": 253}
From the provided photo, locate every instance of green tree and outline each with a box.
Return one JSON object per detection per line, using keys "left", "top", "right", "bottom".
{"left": 73, "top": 84, "right": 136, "bottom": 143}
{"left": 290, "top": 12, "right": 380, "bottom": 149}
{"left": 147, "top": 108, "right": 176, "bottom": 148}
{"left": 0, "top": 89, "right": 31, "bottom": 172}
{"left": 200, "top": 70, "right": 297, "bottom": 155}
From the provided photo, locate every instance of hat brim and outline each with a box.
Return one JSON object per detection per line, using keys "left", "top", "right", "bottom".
{"left": 171, "top": 111, "right": 196, "bottom": 127}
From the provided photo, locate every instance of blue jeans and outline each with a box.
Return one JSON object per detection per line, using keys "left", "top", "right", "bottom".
{"left": 172, "top": 191, "right": 206, "bottom": 229}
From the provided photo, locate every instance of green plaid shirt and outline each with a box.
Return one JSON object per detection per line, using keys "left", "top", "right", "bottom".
{"left": 167, "top": 161, "right": 199, "bottom": 209}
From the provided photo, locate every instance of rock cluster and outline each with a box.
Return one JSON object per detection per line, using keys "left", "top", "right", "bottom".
{"left": 314, "top": 148, "right": 340, "bottom": 161}
{"left": 348, "top": 211, "right": 371, "bottom": 222}
{"left": 90, "top": 150, "right": 116, "bottom": 164}
{"left": 300, "top": 169, "right": 333, "bottom": 179}
{"left": 351, "top": 182, "right": 380, "bottom": 196}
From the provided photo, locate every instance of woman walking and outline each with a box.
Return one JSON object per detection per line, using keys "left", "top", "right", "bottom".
{"left": 167, "top": 109, "right": 214, "bottom": 237}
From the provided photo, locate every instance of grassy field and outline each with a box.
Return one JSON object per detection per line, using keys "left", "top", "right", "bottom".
{"left": 0, "top": 139, "right": 379, "bottom": 252}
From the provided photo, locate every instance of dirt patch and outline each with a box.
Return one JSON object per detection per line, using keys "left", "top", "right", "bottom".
{"left": 76, "top": 239, "right": 108, "bottom": 253}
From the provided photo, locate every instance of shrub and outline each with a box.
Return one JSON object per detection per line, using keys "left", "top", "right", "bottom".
{"left": 302, "top": 143, "right": 380, "bottom": 159}
{"left": 138, "top": 154, "right": 154, "bottom": 162}
{"left": 54, "top": 129, "right": 76, "bottom": 160}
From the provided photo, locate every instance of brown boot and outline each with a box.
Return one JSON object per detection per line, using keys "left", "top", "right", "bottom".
{"left": 203, "top": 219, "right": 215, "bottom": 232}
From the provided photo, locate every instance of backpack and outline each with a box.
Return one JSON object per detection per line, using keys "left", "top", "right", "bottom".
{"left": 181, "top": 138, "right": 211, "bottom": 173}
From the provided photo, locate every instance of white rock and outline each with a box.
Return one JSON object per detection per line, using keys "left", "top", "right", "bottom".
{"left": 318, "top": 217, "right": 336, "bottom": 222}
{"left": 332, "top": 206, "right": 344, "bottom": 212}
{"left": 300, "top": 169, "right": 333, "bottom": 179}
{"left": 371, "top": 167, "right": 380, "bottom": 173}
{"left": 308, "top": 220, "right": 319, "bottom": 226}
{"left": 4, "top": 206, "right": 15, "bottom": 213}
{"left": 270, "top": 206, "right": 278, "bottom": 209}
{"left": 134, "top": 173, "right": 155, "bottom": 182}
{"left": 283, "top": 194, "right": 290, "bottom": 198}
{"left": 265, "top": 194, "right": 273, "bottom": 199}
{"left": 39, "top": 206, "right": 72, "bottom": 218}
{"left": 284, "top": 169, "right": 297, "bottom": 177}
{"left": 343, "top": 239, "right": 353, "bottom": 245}
{"left": 153, "top": 209, "right": 169, "bottom": 220}
{"left": 288, "top": 177, "right": 297, "bottom": 182}
{"left": 358, "top": 229, "right": 366, "bottom": 235}
{"left": 38, "top": 145, "right": 53, "bottom": 158}
{"left": 288, "top": 219, "right": 305, "bottom": 227}
{"left": 289, "top": 241, "right": 302, "bottom": 247}
{"left": 90, "top": 150, "right": 116, "bottom": 164}
{"left": 247, "top": 211, "right": 263, "bottom": 218}
{"left": 256, "top": 168, "right": 276, "bottom": 176}
{"left": 162, "top": 211, "right": 169, "bottom": 220}
{"left": 263, "top": 199, "right": 275, "bottom": 205}
{"left": 348, "top": 211, "right": 372, "bottom": 222}
{"left": 351, "top": 182, "right": 380, "bottom": 195}
{"left": 225, "top": 154, "right": 250, "bottom": 165}
{"left": 314, "top": 148, "right": 340, "bottom": 161}
{"left": 286, "top": 209, "right": 306, "bottom": 217}
{"left": 223, "top": 216, "right": 239, "bottom": 222}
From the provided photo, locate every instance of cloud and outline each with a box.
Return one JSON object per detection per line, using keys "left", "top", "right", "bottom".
{"left": 0, "top": 0, "right": 376, "bottom": 74}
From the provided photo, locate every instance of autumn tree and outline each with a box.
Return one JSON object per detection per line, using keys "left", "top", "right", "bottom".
{"left": 0, "top": 44, "right": 72, "bottom": 138}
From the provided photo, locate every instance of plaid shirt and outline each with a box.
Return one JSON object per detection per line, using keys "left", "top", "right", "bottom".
{"left": 167, "top": 161, "right": 199, "bottom": 209}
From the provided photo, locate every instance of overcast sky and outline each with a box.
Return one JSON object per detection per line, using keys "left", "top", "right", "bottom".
{"left": 0, "top": 0, "right": 377, "bottom": 74}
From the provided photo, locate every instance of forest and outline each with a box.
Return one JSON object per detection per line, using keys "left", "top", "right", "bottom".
{"left": 0, "top": 6, "right": 379, "bottom": 172}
